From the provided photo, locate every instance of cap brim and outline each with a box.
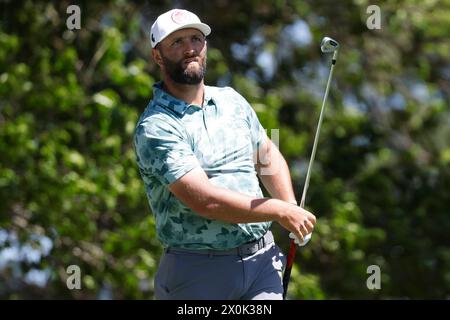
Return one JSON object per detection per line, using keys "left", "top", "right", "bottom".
{"left": 154, "top": 23, "right": 211, "bottom": 48}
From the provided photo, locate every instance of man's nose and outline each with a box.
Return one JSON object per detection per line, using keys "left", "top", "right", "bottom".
{"left": 182, "top": 40, "right": 197, "bottom": 56}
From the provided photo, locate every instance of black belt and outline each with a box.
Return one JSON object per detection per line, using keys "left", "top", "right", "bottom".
{"left": 165, "top": 231, "right": 274, "bottom": 256}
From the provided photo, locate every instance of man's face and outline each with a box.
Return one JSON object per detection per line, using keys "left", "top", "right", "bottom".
{"left": 154, "top": 28, "right": 207, "bottom": 85}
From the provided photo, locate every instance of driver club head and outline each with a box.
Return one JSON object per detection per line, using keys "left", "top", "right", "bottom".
{"left": 321, "top": 37, "right": 340, "bottom": 53}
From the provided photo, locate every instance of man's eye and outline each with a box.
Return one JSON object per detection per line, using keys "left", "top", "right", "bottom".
{"left": 172, "top": 39, "right": 182, "bottom": 46}
{"left": 193, "top": 36, "right": 203, "bottom": 42}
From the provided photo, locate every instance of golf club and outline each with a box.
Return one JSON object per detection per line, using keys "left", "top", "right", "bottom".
{"left": 282, "top": 36, "right": 340, "bottom": 299}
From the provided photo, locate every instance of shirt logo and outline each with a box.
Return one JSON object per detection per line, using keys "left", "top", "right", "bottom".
{"left": 171, "top": 10, "right": 191, "bottom": 24}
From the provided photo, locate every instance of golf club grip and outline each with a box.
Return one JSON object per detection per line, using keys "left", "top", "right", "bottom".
{"left": 282, "top": 239, "right": 297, "bottom": 299}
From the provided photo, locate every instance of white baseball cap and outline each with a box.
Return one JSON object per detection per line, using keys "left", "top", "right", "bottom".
{"left": 150, "top": 9, "right": 211, "bottom": 48}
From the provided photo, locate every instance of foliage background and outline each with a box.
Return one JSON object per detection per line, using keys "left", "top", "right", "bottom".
{"left": 0, "top": 0, "right": 449, "bottom": 299}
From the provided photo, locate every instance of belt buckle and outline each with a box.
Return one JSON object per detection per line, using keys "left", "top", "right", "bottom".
{"left": 238, "top": 242, "right": 250, "bottom": 256}
{"left": 238, "top": 236, "right": 264, "bottom": 256}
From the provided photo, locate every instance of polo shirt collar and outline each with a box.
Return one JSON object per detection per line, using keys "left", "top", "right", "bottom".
{"left": 153, "top": 81, "right": 214, "bottom": 116}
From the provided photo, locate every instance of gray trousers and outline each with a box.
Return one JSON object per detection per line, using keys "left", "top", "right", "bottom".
{"left": 154, "top": 232, "right": 286, "bottom": 300}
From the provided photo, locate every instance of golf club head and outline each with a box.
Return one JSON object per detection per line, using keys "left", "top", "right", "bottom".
{"left": 321, "top": 37, "right": 339, "bottom": 53}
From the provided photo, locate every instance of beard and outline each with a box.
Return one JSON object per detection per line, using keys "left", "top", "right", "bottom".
{"left": 161, "top": 53, "right": 207, "bottom": 85}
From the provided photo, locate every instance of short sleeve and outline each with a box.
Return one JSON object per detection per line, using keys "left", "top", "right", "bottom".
{"left": 134, "top": 117, "right": 200, "bottom": 185}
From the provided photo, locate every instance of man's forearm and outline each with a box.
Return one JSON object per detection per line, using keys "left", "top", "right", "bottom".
{"left": 169, "top": 167, "right": 293, "bottom": 224}
{"left": 198, "top": 185, "right": 292, "bottom": 224}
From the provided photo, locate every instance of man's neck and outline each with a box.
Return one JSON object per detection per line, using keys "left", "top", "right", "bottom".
{"left": 162, "top": 78, "right": 204, "bottom": 107}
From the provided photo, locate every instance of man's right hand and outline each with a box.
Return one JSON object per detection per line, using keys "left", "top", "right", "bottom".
{"left": 277, "top": 203, "right": 316, "bottom": 243}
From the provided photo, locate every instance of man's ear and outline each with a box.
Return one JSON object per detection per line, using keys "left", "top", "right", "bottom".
{"left": 152, "top": 48, "right": 164, "bottom": 67}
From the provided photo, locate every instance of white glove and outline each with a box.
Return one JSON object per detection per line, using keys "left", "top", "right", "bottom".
{"left": 289, "top": 232, "right": 312, "bottom": 246}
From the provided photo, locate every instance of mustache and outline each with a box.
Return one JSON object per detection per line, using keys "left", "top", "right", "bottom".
{"left": 182, "top": 55, "right": 201, "bottom": 64}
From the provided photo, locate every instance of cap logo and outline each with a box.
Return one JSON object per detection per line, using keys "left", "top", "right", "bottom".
{"left": 171, "top": 10, "right": 190, "bottom": 24}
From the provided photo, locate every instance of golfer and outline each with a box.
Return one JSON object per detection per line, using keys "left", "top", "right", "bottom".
{"left": 134, "top": 8, "right": 316, "bottom": 300}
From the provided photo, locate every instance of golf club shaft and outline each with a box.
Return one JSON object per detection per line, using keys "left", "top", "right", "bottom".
{"left": 300, "top": 51, "right": 337, "bottom": 208}
{"left": 282, "top": 50, "right": 338, "bottom": 299}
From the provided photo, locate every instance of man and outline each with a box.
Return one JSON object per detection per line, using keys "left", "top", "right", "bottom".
{"left": 134, "top": 8, "right": 316, "bottom": 300}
